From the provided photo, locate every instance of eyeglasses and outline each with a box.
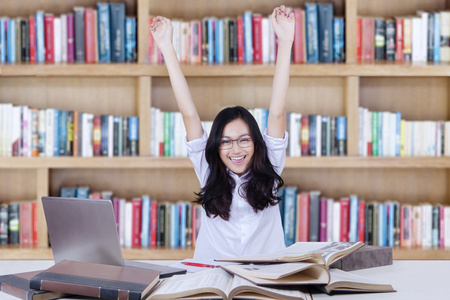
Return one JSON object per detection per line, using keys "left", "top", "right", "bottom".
{"left": 219, "top": 138, "right": 254, "bottom": 150}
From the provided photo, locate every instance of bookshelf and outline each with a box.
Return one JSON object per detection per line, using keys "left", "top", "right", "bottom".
{"left": 1, "top": 0, "right": 450, "bottom": 261}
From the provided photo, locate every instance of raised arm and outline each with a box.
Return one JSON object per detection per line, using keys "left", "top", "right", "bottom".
{"left": 151, "top": 16, "right": 204, "bottom": 141}
{"left": 266, "top": 6, "right": 295, "bottom": 139}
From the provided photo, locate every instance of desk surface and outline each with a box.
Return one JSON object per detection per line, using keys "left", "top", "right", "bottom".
{"left": 0, "top": 260, "right": 447, "bottom": 300}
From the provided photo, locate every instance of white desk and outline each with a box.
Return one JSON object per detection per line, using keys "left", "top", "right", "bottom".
{"left": 0, "top": 260, "right": 448, "bottom": 299}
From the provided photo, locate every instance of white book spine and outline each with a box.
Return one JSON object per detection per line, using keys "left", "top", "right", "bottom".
{"left": 108, "top": 115, "right": 113, "bottom": 157}
{"left": 124, "top": 201, "right": 132, "bottom": 248}
{"left": 53, "top": 17, "right": 61, "bottom": 63}
{"left": 61, "top": 14, "right": 67, "bottom": 62}
{"left": 45, "top": 109, "right": 54, "bottom": 157}
{"left": 262, "top": 17, "right": 269, "bottom": 63}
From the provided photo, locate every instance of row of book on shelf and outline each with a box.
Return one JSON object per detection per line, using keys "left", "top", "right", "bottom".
{"left": 0, "top": 2, "right": 136, "bottom": 64}
{"left": 279, "top": 187, "right": 450, "bottom": 249}
{"left": 148, "top": 2, "right": 344, "bottom": 64}
{"left": 358, "top": 10, "right": 450, "bottom": 62}
{"left": 60, "top": 186, "right": 201, "bottom": 249}
{"left": 0, "top": 103, "right": 139, "bottom": 157}
{"left": 0, "top": 201, "right": 37, "bottom": 246}
{"left": 359, "top": 107, "right": 450, "bottom": 157}
{"left": 150, "top": 107, "right": 347, "bottom": 157}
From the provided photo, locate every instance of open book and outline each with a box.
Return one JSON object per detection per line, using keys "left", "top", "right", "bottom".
{"left": 221, "top": 263, "right": 394, "bottom": 294}
{"left": 147, "top": 268, "right": 312, "bottom": 300}
{"left": 216, "top": 241, "right": 365, "bottom": 268}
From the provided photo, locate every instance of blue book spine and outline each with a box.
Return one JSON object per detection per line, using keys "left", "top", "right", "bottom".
{"left": 243, "top": 11, "right": 253, "bottom": 63}
{"left": 318, "top": 3, "right": 334, "bottom": 63}
{"left": 349, "top": 195, "right": 359, "bottom": 242}
{"left": 283, "top": 186, "right": 297, "bottom": 246}
{"left": 434, "top": 12, "right": 440, "bottom": 62}
{"left": 207, "top": 18, "right": 215, "bottom": 64}
{"left": 261, "top": 108, "right": 269, "bottom": 135}
{"left": 53, "top": 110, "right": 60, "bottom": 156}
{"left": 60, "top": 187, "right": 77, "bottom": 198}
{"left": 97, "top": 3, "right": 111, "bottom": 63}
{"left": 109, "top": 3, "right": 125, "bottom": 62}
{"left": 141, "top": 195, "right": 150, "bottom": 247}
{"left": 35, "top": 11, "right": 45, "bottom": 63}
{"left": 395, "top": 112, "right": 402, "bottom": 156}
{"left": 336, "top": 116, "right": 346, "bottom": 155}
{"left": 128, "top": 116, "right": 139, "bottom": 156}
{"left": 305, "top": 3, "right": 319, "bottom": 63}
{"left": 179, "top": 203, "right": 187, "bottom": 249}
{"left": 125, "top": 17, "right": 137, "bottom": 62}
{"left": 76, "top": 186, "right": 90, "bottom": 198}
{"left": 387, "top": 202, "right": 395, "bottom": 248}
{"left": 215, "top": 19, "right": 224, "bottom": 64}
{"left": 378, "top": 203, "right": 387, "bottom": 247}
{"left": 7, "top": 19, "right": 15, "bottom": 63}
{"left": 59, "top": 110, "right": 68, "bottom": 156}
{"left": 170, "top": 204, "right": 179, "bottom": 248}
{"left": 0, "top": 18, "right": 5, "bottom": 63}
{"left": 333, "top": 17, "right": 345, "bottom": 63}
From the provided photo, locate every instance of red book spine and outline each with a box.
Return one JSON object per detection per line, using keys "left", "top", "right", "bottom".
{"left": 339, "top": 198, "right": 350, "bottom": 242}
{"left": 301, "top": 115, "right": 309, "bottom": 156}
{"left": 150, "top": 200, "right": 158, "bottom": 247}
{"left": 252, "top": 14, "right": 263, "bottom": 63}
{"left": 67, "top": 13, "right": 75, "bottom": 62}
{"left": 395, "top": 18, "right": 404, "bottom": 62}
{"left": 32, "top": 202, "right": 38, "bottom": 245}
{"left": 293, "top": 9, "right": 304, "bottom": 63}
{"left": 20, "top": 203, "right": 32, "bottom": 245}
{"left": 44, "top": 14, "right": 55, "bottom": 62}
{"left": 358, "top": 200, "right": 366, "bottom": 242}
{"left": 84, "top": 8, "right": 96, "bottom": 63}
{"left": 29, "top": 16, "right": 36, "bottom": 62}
{"left": 319, "top": 197, "right": 328, "bottom": 242}
{"left": 131, "top": 198, "right": 142, "bottom": 247}
{"left": 362, "top": 18, "right": 374, "bottom": 61}
{"left": 237, "top": 16, "right": 244, "bottom": 63}
{"left": 356, "top": 17, "right": 362, "bottom": 61}
{"left": 298, "top": 193, "right": 310, "bottom": 242}
{"left": 93, "top": 115, "right": 102, "bottom": 156}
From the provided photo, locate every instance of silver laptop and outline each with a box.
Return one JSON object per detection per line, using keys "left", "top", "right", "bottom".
{"left": 42, "top": 196, "right": 186, "bottom": 278}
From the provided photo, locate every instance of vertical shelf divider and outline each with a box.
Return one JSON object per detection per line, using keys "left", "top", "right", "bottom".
{"left": 138, "top": 76, "right": 152, "bottom": 156}
{"left": 137, "top": 0, "right": 150, "bottom": 63}
{"left": 345, "top": 0, "right": 357, "bottom": 63}
{"left": 36, "top": 168, "right": 49, "bottom": 248}
{"left": 345, "top": 76, "right": 360, "bottom": 156}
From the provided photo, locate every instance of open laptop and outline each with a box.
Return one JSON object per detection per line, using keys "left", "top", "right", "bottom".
{"left": 41, "top": 196, "right": 186, "bottom": 278}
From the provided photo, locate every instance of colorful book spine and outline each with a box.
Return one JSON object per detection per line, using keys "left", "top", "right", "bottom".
{"left": 243, "top": 11, "right": 253, "bottom": 63}
{"left": 110, "top": 3, "right": 125, "bottom": 62}
{"left": 84, "top": 8, "right": 96, "bottom": 63}
{"left": 318, "top": 3, "right": 333, "bottom": 63}
{"left": 214, "top": 19, "right": 224, "bottom": 64}
{"left": 305, "top": 2, "right": 319, "bottom": 63}
{"left": 125, "top": 17, "right": 137, "bottom": 62}
{"left": 283, "top": 186, "right": 297, "bottom": 246}
{"left": 97, "top": 2, "right": 111, "bottom": 63}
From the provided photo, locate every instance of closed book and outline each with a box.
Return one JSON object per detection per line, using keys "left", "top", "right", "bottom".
{"left": 74, "top": 7, "right": 85, "bottom": 62}
{"left": 30, "top": 260, "right": 160, "bottom": 300}
{"left": 84, "top": 8, "right": 96, "bottom": 63}
{"left": 110, "top": 3, "right": 126, "bottom": 62}
{"left": 0, "top": 203, "right": 8, "bottom": 244}
{"left": 97, "top": 2, "right": 111, "bottom": 62}
{"left": 318, "top": 3, "right": 333, "bottom": 62}
{"left": 293, "top": 8, "right": 305, "bottom": 63}
{"left": 333, "top": 17, "right": 345, "bottom": 62}
{"left": 44, "top": 14, "right": 54, "bottom": 62}
{"left": 66, "top": 13, "right": 75, "bottom": 62}
{"left": 20, "top": 19, "right": 29, "bottom": 62}
{"left": 330, "top": 245, "right": 393, "bottom": 271}
{"left": 374, "top": 18, "right": 386, "bottom": 60}
{"left": 252, "top": 13, "right": 263, "bottom": 63}
{"left": 0, "top": 270, "right": 66, "bottom": 300}
{"left": 125, "top": 17, "right": 137, "bottom": 62}
{"left": 129, "top": 116, "right": 139, "bottom": 156}
{"left": 305, "top": 2, "right": 319, "bottom": 63}
{"left": 385, "top": 18, "right": 396, "bottom": 60}
{"left": 309, "top": 191, "right": 320, "bottom": 242}
{"left": 8, "top": 203, "right": 20, "bottom": 245}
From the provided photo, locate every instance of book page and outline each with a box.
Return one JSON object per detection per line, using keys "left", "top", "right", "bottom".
{"left": 306, "top": 242, "right": 364, "bottom": 266}
{"left": 229, "top": 274, "right": 310, "bottom": 300}
{"left": 148, "top": 268, "right": 232, "bottom": 299}
{"left": 222, "top": 262, "right": 322, "bottom": 279}
{"left": 324, "top": 269, "right": 395, "bottom": 293}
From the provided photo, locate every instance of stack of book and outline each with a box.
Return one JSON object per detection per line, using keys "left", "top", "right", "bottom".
{"left": 148, "top": 2, "right": 345, "bottom": 64}
{"left": 0, "top": 2, "right": 136, "bottom": 64}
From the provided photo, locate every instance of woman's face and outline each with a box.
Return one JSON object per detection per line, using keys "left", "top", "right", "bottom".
{"left": 219, "top": 118, "right": 255, "bottom": 177}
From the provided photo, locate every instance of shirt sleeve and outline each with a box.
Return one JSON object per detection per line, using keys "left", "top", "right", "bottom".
{"left": 185, "top": 130, "right": 209, "bottom": 187}
{"left": 264, "top": 130, "right": 288, "bottom": 175}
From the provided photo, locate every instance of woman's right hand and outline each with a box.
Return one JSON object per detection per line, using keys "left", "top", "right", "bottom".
{"left": 150, "top": 16, "right": 174, "bottom": 53}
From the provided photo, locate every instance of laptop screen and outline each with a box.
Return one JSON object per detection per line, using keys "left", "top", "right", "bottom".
{"left": 42, "top": 196, "right": 125, "bottom": 266}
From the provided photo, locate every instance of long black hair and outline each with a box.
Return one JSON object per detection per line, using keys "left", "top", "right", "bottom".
{"left": 194, "top": 106, "right": 284, "bottom": 220}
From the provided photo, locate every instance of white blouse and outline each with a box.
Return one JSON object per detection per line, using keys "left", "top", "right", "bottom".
{"left": 186, "top": 129, "right": 288, "bottom": 259}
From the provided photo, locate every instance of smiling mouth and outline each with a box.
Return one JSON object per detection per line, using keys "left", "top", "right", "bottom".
{"left": 230, "top": 156, "right": 246, "bottom": 163}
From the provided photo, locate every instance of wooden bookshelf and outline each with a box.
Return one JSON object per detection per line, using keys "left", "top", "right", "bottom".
{"left": 1, "top": 0, "right": 450, "bottom": 260}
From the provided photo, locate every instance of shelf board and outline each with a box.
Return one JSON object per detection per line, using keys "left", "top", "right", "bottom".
{"left": 0, "top": 246, "right": 448, "bottom": 260}
{"left": 1, "top": 156, "right": 450, "bottom": 169}
{"left": 0, "top": 245, "right": 194, "bottom": 260}
{"left": 3, "top": 62, "right": 450, "bottom": 77}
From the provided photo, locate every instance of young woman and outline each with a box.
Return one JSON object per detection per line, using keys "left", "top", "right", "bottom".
{"left": 151, "top": 6, "right": 294, "bottom": 259}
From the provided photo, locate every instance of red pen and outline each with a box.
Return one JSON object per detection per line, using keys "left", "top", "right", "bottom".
{"left": 182, "top": 262, "right": 221, "bottom": 268}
